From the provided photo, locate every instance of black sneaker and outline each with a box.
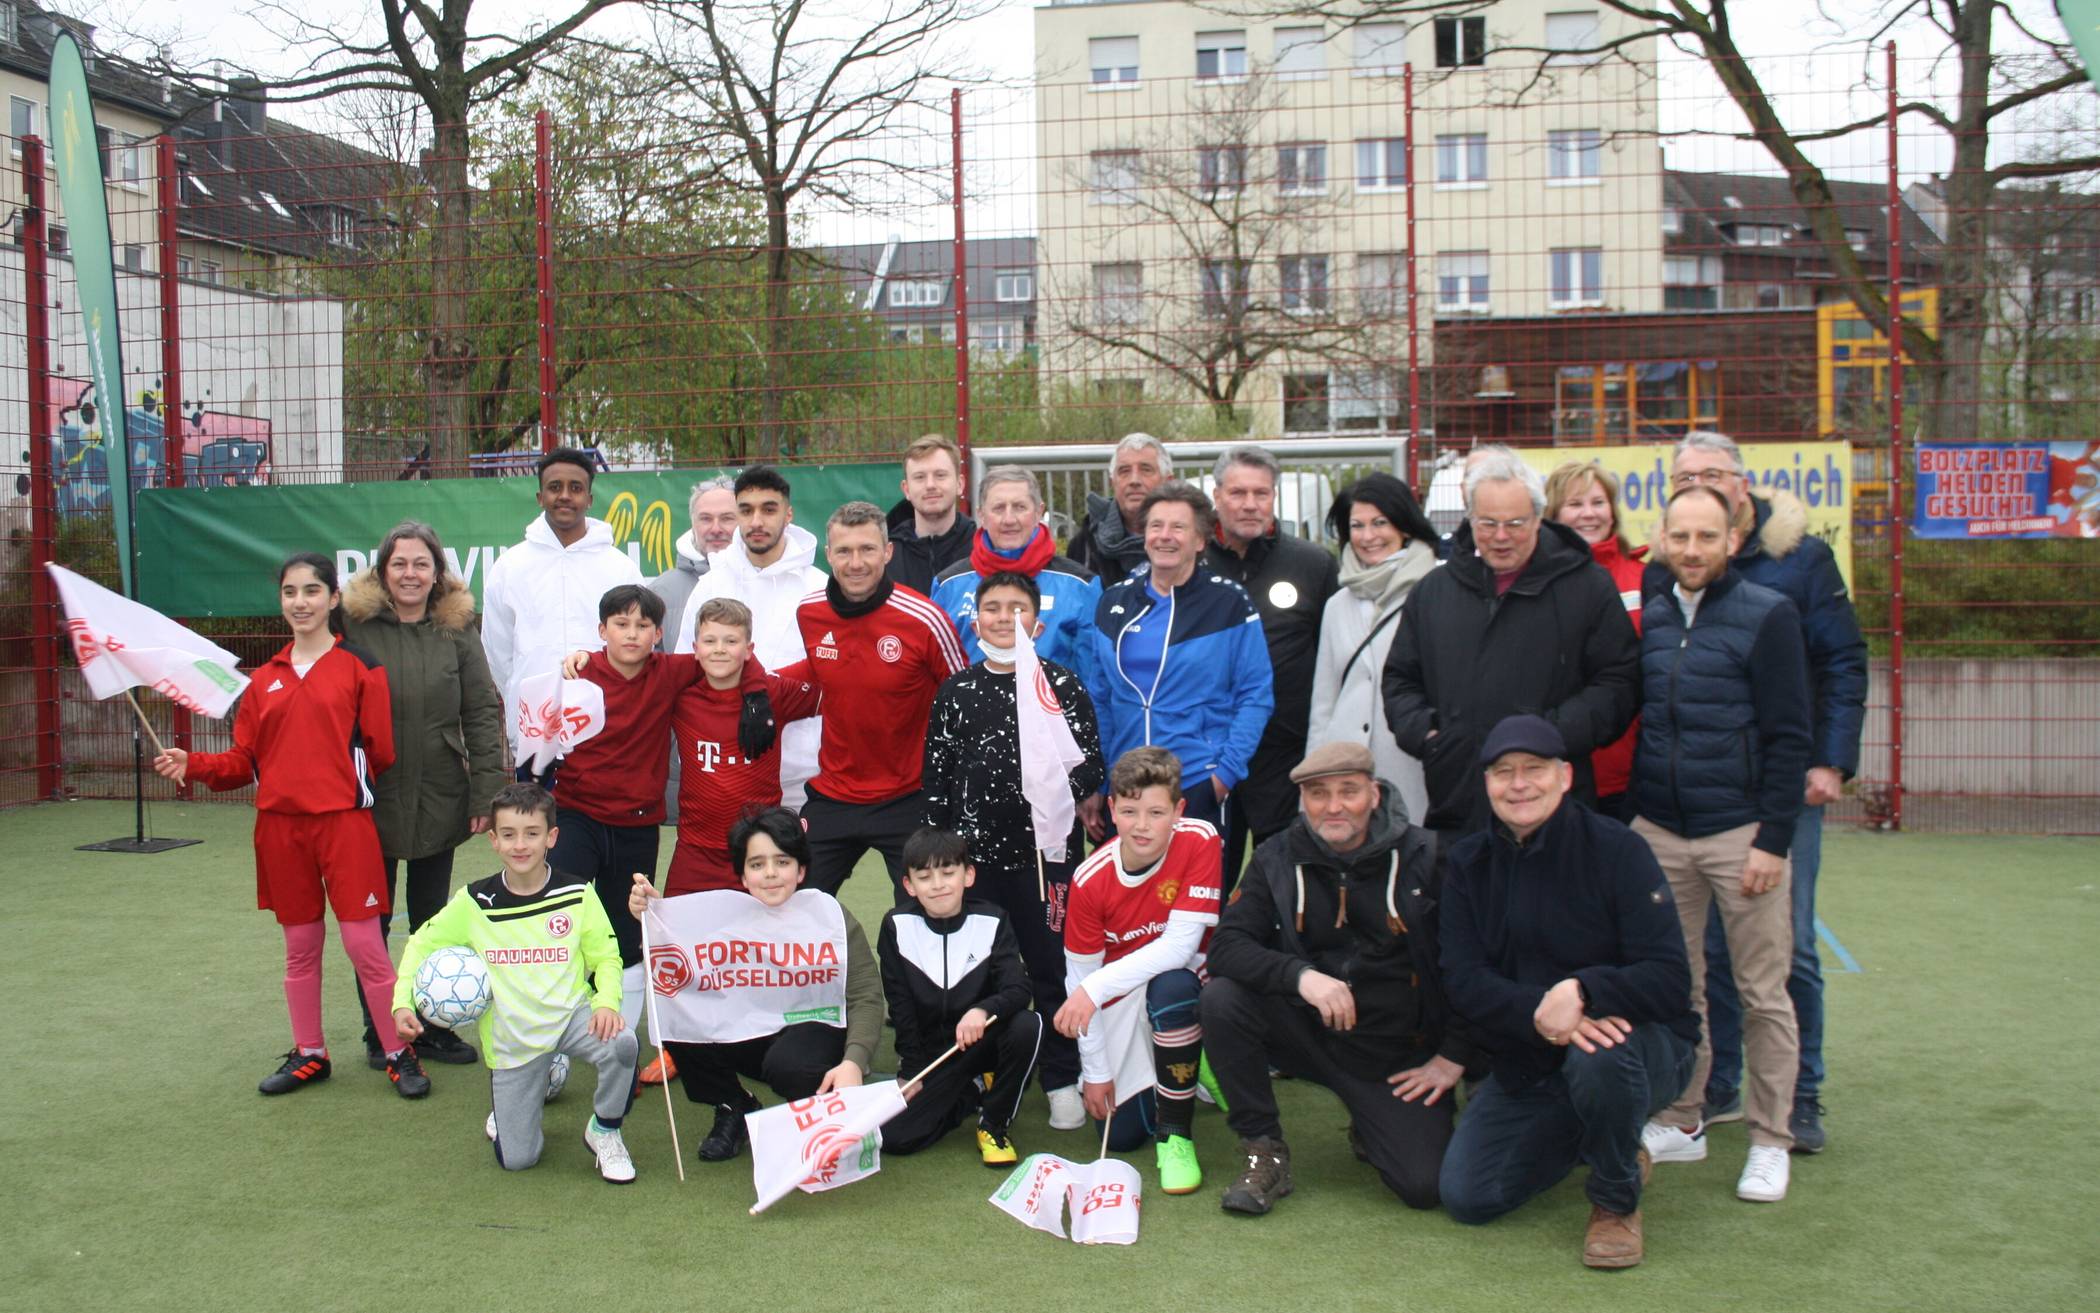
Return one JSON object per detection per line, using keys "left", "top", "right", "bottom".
{"left": 259, "top": 1049, "right": 332, "bottom": 1096}
{"left": 1703, "top": 1087, "right": 1745, "bottom": 1125}
{"left": 386, "top": 1046, "right": 433, "bottom": 1099}
{"left": 1789, "top": 1097, "right": 1828, "bottom": 1154}
{"left": 1220, "top": 1137, "right": 1293, "bottom": 1216}
{"left": 699, "top": 1097, "right": 757, "bottom": 1162}
{"left": 415, "top": 1024, "right": 479, "bottom": 1065}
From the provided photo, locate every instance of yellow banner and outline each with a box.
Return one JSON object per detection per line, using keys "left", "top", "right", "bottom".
{"left": 1518, "top": 442, "right": 1854, "bottom": 590}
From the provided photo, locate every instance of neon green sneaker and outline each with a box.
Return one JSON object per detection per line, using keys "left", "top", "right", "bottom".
{"left": 1197, "top": 1052, "right": 1229, "bottom": 1115}
{"left": 1156, "top": 1134, "right": 1202, "bottom": 1195}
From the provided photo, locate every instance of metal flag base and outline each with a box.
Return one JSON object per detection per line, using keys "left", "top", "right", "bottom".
{"left": 77, "top": 836, "right": 202, "bottom": 854}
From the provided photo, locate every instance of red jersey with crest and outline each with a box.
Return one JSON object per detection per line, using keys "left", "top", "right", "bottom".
{"left": 668, "top": 659, "right": 823, "bottom": 887}
{"left": 188, "top": 638, "right": 395, "bottom": 814}
{"left": 795, "top": 581, "right": 967, "bottom": 804}
{"left": 556, "top": 650, "right": 702, "bottom": 826}
{"left": 1065, "top": 819, "right": 1224, "bottom": 976}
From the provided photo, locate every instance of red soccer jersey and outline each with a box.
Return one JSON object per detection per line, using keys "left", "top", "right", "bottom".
{"left": 556, "top": 650, "right": 701, "bottom": 826}
{"left": 188, "top": 638, "right": 396, "bottom": 815}
{"left": 1065, "top": 820, "right": 1224, "bottom": 982}
{"left": 796, "top": 582, "right": 967, "bottom": 804}
{"left": 668, "top": 659, "right": 823, "bottom": 888}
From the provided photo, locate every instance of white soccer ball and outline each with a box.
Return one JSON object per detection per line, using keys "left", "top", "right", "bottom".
{"left": 544, "top": 1052, "right": 570, "bottom": 1103}
{"left": 412, "top": 947, "right": 492, "bottom": 1030}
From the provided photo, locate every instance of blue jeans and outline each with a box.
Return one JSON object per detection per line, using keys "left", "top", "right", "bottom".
{"left": 1703, "top": 805, "right": 1825, "bottom": 1103}
{"left": 1440, "top": 1024, "right": 1695, "bottom": 1222}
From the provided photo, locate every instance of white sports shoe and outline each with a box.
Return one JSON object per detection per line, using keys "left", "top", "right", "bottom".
{"left": 1046, "top": 1084, "right": 1086, "bottom": 1131}
{"left": 585, "top": 1118, "right": 637, "bottom": 1184}
{"left": 1641, "top": 1119, "right": 1708, "bottom": 1164}
{"left": 485, "top": 1111, "right": 498, "bottom": 1143}
{"left": 1737, "top": 1144, "right": 1790, "bottom": 1202}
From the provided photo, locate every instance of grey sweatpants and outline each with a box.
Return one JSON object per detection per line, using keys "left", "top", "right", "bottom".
{"left": 490, "top": 1004, "right": 639, "bottom": 1171}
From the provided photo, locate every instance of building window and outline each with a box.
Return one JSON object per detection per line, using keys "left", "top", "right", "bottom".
{"left": 1198, "top": 145, "right": 1247, "bottom": 198}
{"left": 993, "top": 268, "right": 1033, "bottom": 301}
{"left": 1277, "top": 142, "right": 1326, "bottom": 196}
{"left": 200, "top": 260, "right": 222, "bottom": 284}
{"left": 1663, "top": 255, "right": 1721, "bottom": 310}
{"left": 1547, "top": 129, "right": 1601, "bottom": 182}
{"left": 1661, "top": 206, "right": 1682, "bottom": 234}
{"left": 1556, "top": 360, "right": 1719, "bottom": 440}
{"left": 257, "top": 190, "right": 292, "bottom": 219}
{"left": 1355, "top": 137, "right": 1406, "bottom": 191}
{"left": 1555, "top": 364, "right": 1627, "bottom": 441}
{"left": 1437, "top": 251, "right": 1489, "bottom": 311}
{"left": 1089, "top": 150, "right": 1140, "bottom": 205}
{"left": 1544, "top": 10, "right": 1602, "bottom": 63}
{"left": 1280, "top": 255, "right": 1330, "bottom": 313}
{"left": 1434, "top": 133, "right": 1487, "bottom": 185}
{"left": 887, "top": 278, "right": 946, "bottom": 308}
{"left": 1357, "top": 252, "right": 1406, "bottom": 316}
{"left": 0, "top": 5, "right": 16, "bottom": 43}
{"left": 1353, "top": 21, "right": 1407, "bottom": 74}
{"left": 121, "top": 244, "right": 146, "bottom": 271}
{"left": 1756, "top": 283, "right": 1785, "bottom": 309}
{"left": 1090, "top": 36, "right": 1139, "bottom": 86}
{"left": 1273, "top": 26, "right": 1325, "bottom": 78}
{"left": 976, "top": 320, "right": 1024, "bottom": 355}
{"left": 1434, "top": 16, "right": 1486, "bottom": 68}
{"left": 1730, "top": 224, "right": 1790, "bottom": 247}
{"left": 176, "top": 256, "right": 193, "bottom": 276}
{"left": 48, "top": 224, "right": 68, "bottom": 254}
{"left": 311, "top": 206, "right": 358, "bottom": 247}
{"left": 10, "top": 96, "right": 34, "bottom": 153}
{"left": 1334, "top": 369, "right": 1403, "bottom": 431}
{"left": 117, "top": 132, "right": 144, "bottom": 185}
{"left": 1283, "top": 373, "right": 1330, "bottom": 433}
{"left": 1844, "top": 228, "right": 1869, "bottom": 251}
{"left": 1200, "top": 259, "right": 1250, "bottom": 318}
{"left": 1549, "top": 247, "right": 1603, "bottom": 307}
{"left": 1196, "top": 30, "right": 1247, "bottom": 80}
{"left": 1093, "top": 262, "right": 1142, "bottom": 325}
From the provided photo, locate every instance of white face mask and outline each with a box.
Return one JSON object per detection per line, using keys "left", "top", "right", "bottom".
{"left": 979, "top": 638, "right": 1019, "bottom": 665}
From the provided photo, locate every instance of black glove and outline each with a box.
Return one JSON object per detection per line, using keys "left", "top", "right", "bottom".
{"left": 739, "top": 689, "right": 778, "bottom": 762}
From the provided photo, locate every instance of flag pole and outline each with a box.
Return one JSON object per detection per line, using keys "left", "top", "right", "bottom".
{"left": 637, "top": 890, "right": 686, "bottom": 1183}
{"left": 899, "top": 1015, "right": 998, "bottom": 1098}
{"left": 1034, "top": 849, "right": 1045, "bottom": 904}
{"left": 1099, "top": 1111, "right": 1113, "bottom": 1162}
{"left": 124, "top": 689, "right": 167, "bottom": 757}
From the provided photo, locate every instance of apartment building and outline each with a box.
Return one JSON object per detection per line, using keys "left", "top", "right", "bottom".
{"left": 1033, "top": 0, "right": 1662, "bottom": 439}
{"left": 818, "top": 235, "right": 1038, "bottom": 355}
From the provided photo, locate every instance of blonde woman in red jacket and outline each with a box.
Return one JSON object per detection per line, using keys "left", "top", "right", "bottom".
{"left": 1546, "top": 462, "right": 1646, "bottom": 822}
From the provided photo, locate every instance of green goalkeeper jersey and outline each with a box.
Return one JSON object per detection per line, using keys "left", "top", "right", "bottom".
{"left": 393, "top": 866, "right": 623, "bottom": 1070}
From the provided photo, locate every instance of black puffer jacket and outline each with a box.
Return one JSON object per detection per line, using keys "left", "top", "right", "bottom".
{"left": 1066, "top": 493, "right": 1149, "bottom": 589}
{"left": 885, "top": 499, "right": 975, "bottom": 598}
{"left": 1205, "top": 529, "right": 1341, "bottom": 837}
{"left": 1380, "top": 520, "right": 1640, "bottom": 834}
{"left": 1208, "top": 786, "right": 1480, "bottom": 1079}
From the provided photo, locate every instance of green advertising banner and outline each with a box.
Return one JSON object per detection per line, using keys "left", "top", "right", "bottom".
{"left": 48, "top": 33, "right": 137, "bottom": 596}
{"left": 2062, "top": 0, "right": 2100, "bottom": 94}
{"left": 135, "top": 464, "right": 903, "bottom": 617}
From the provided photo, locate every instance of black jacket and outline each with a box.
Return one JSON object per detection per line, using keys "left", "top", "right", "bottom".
{"left": 1380, "top": 520, "right": 1640, "bottom": 833}
{"left": 1205, "top": 529, "right": 1341, "bottom": 837}
{"left": 1439, "top": 800, "right": 1697, "bottom": 1088}
{"left": 885, "top": 499, "right": 975, "bottom": 598}
{"left": 1634, "top": 571, "right": 1811, "bottom": 856}
{"left": 921, "top": 659, "right": 1105, "bottom": 872}
{"left": 1208, "top": 785, "right": 1479, "bottom": 1079}
{"left": 876, "top": 898, "right": 1035, "bottom": 1073}
{"left": 1066, "top": 493, "right": 1148, "bottom": 589}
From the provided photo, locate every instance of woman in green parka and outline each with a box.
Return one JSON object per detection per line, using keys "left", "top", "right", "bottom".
{"left": 342, "top": 520, "right": 507, "bottom": 1066}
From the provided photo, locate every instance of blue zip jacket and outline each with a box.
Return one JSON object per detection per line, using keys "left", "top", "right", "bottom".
{"left": 1088, "top": 566, "right": 1274, "bottom": 792}
{"left": 931, "top": 539, "right": 1101, "bottom": 691}
{"left": 1634, "top": 570, "right": 1812, "bottom": 855}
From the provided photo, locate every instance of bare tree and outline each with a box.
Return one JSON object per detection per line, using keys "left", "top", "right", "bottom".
{"left": 640, "top": 0, "right": 994, "bottom": 458}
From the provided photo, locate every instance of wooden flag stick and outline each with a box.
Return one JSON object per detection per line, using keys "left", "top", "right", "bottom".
{"left": 1099, "top": 1110, "right": 1113, "bottom": 1161}
{"left": 900, "top": 1015, "right": 998, "bottom": 1098}
{"left": 636, "top": 886, "right": 686, "bottom": 1183}
{"left": 1035, "top": 849, "right": 1046, "bottom": 904}
{"left": 125, "top": 689, "right": 167, "bottom": 758}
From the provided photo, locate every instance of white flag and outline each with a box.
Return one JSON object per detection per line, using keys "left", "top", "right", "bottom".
{"left": 48, "top": 563, "right": 247, "bottom": 716}
{"left": 512, "top": 671, "right": 606, "bottom": 775}
{"left": 1014, "top": 625, "right": 1087, "bottom": 862}
{"left": 989, "top": 1154, "right": 1143, "bottom": 1245}
{"left": 1089, "top": 990, "right": 1158, "bottom": 1108}
{"left": 746, "top": 1081, "right": 909, "bottom": 1214}
{"left": 643, "top": 890, "right": 848, "bottom": 1044}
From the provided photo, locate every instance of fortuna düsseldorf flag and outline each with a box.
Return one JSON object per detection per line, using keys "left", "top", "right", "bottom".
{"left": 48, "top": 564, "right": 247, "bottom": 716}
{"left": 989, "top": 1153, "right": 1143, "bottom": 1245}
{"left": 746, "top": 1081, "right": 909, "bottom": 1214}
{"left": 512, "top": 671, "right": 605, "bottom": 775}
{"left": 1014, "top": 625, "right": 1087, "bottom": 863}
{"left": 643, "top": 889, "right": 849, "bottom": 1044}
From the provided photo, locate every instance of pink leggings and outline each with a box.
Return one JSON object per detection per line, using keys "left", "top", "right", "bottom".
{"left": 283, "top": 917, "right": 405, "bottom": 1055}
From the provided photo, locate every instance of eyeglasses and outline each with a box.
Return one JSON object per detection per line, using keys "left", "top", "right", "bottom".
{"left": 1471, "top": 515, "right": 1534, "bottom": 535}
{"left": 1671, "top": 468, "right": 1740, "bottom": 488}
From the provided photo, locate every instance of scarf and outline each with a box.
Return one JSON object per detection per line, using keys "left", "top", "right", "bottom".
{"left": 1085, "top": 492, "right": 1150, "bottom": 571}
{"left": 824, "top": 574, "right": 894, "bottom": 619}
{"left": 971, "top": 524, "right": 1056, "bottom": 579}
{"left": 1338, "top": 539, "right": 1437, "bottom": 613}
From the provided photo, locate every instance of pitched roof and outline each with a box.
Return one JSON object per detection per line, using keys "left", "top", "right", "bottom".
{"left": 1665, "top": 169, "right": 1940, "bottom": 268}
{"left": 172, "top": 115, "right": 415, "bottom": 259}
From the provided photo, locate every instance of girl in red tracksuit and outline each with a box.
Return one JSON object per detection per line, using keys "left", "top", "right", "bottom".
{"left": 1545, "top": 462, "right": 1647, "bottom": 822}
{"left": 153, "top": 553, "right": 432, "bottom": 1099}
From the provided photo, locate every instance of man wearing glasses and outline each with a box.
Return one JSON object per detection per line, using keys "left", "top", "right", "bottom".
{"left": 1381, "top": 448, "right": 1640, "bottom": 837}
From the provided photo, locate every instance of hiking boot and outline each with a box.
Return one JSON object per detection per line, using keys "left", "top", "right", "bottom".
{"left": 1790, "top": 1097, "right": 1828, "bottom": 1154}
{"left": 259, "top": 1049, "right": 332, "bottom": 1096}
{"left": 386, "top": 1047, "right": 432, "bottom": 1099}
{"left": 1196, "top": 1053, "right": 1228, "bottom": 1114}
{"left": 640, "top": 1048, "right": 677, "bottom": 1087}
{"left": 1220, "top": 1137, "right": 1292, "bottom": 1215}
{"left": 1583, "top": 1205, "right": 1644, "bottom": 1269}
{"left": 1702, "top": 1086, "right": 1744, "bottom": 1125}
{"left": 699, "top": 1097, "right": 756, "bottom": 1162}
{"left": 1155, "top": 1134, "right": 1202, "bottom": 1194}
{"left": 977, "top": 1127, "right": 1018, "bottom": 1168}
{"left": 1737, "top": 1144, "right": 1790, "bottom": 1202}
{"left": 415, "top": 1024, "right": 478, "bottom": 1065}
{"left": 1640, "top": 1120, "right": 1706, "bottom": 1164}
{"left": 584, "top": 1118, "right": 637, "bottom": 1184}
{"left": 1046, "top": 1084, "right": 1085, "bottom": 1131}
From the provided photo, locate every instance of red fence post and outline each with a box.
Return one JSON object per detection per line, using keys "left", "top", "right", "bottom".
{"left": 950, "top": 89, "right": 972, "bottom": 505}
{"left": 157, "top": 133, "right": 193, "bottom": 790}
{"left": 24, "top": 137, "right": 60, "bottom": 800}
{"left": 1884, "top": 41, "right": 1906, "bottom": 831}
{"left": 534, "top": 110, "right": 558, "bottom": 452}
{"left": 1404, "top": 63, "right": 1420, "bottom": 489}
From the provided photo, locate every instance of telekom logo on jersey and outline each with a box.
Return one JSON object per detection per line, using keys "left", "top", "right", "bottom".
{"left": 691, "top": 739, "right": 746, "bottom": 773}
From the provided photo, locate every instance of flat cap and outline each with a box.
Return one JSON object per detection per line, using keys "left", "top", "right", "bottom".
{"left": 1477, "top": 714, "right": 1568, "bottom": 768}
{"left": 1290, "top": 740, "right": 1376, "bottom": 784}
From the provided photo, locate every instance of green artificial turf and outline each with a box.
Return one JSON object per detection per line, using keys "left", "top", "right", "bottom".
{"left": 1, "top": 802, "right": 2093, "bottom": 1312}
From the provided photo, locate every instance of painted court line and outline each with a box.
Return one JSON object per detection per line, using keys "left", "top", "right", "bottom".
{"left": 1816, "top": 917, "right": 1863, "bottom": 973}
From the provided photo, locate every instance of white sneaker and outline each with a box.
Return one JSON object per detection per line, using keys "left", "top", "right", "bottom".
{"left": 585, "top": 1118, "right": 637, "bottom": 1184}
{"left": 1047, "top": 1084, "right": 1086, "bottom": 1131}
{"left": 1641, "top": 1119, "right": 1708, "bottom": 1164}
{"left": 1737, "top": 1144, "right": 1790, "bottom": 1202}
{"left": 485, "top": 1111, "right": 498, "bottom": 1143}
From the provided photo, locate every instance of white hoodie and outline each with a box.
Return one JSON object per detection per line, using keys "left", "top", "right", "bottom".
{"left": 673, "top": 521, "right": 828, "bottom": 808}
{"left": 482, "top": 514, "right": 644, "bottom": 757}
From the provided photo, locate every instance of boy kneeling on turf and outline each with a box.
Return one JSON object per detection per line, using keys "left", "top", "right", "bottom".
{"left": 393, "top": 783, "right": 639, "bottom": 1182}
{"left": 878, "top": 827, "right": 1045, "bottom": 1166}
{"left": 1055, "top": 747, "right": 1222, "bottom": 1194}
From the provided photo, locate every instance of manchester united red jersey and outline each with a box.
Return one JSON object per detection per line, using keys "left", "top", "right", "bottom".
{"left": 1065, "top": 819, "right": 1223, "bottom": 978}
